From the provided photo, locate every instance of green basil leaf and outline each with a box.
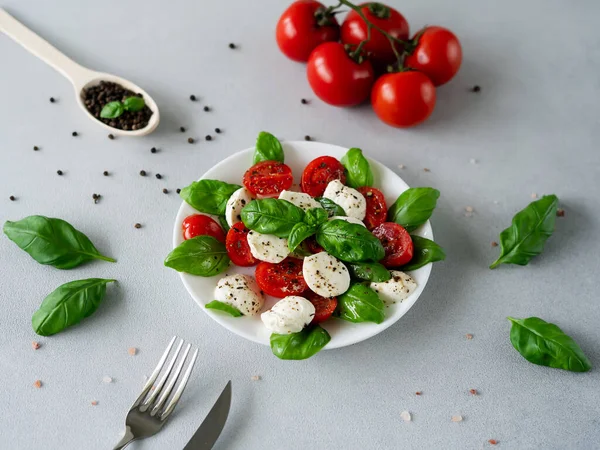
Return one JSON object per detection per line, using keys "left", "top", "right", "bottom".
{"left": 270, "top": 325, "right": 331, "bottom": 360}
{"left": 205, "top": 300, "right": 243, "bottom": 317}
{"left": 3, "top": 215, "right": 116, "bottom": 269}
{"left": 316, "top": 219, "right": 385, "bottom": 262}
{"left": 336, "top": 282, "right": 385, "bottom": 324}
{"left": 32, "top": 278, "right": 116, "bottom": 336}
{"left": 400, "top": 235, "right": 446, "bottom": 271}
{"left": 340, "top": 148, "right": 373, "bottom": 188}
{"left": 253, "top": 131, "right": 284, "bottom": 164}
{"left": 288, "top": 223, "right": 317, "bottom": 252}
{"left": 180, "top": 180, "right": 241, "bottom": 215}
{"left": 122, "top": 96, "right": 145, "bottom": 112}
{"left": 218, "top": 216, "right": 230, "bottom": 233}
{"left": 100, "top": 101, "right": 124, "bottom": 119}
{"left": 387, "top": 187, "right": 440, "bottom": 232}
{"left": 164, "top": 236, "right": 230, "bottom": 276}
{"left": 490, "top": 195, "right": 559, "bottom": 269}
{"left": 347, "top": 261, "right": 391, "bottom": 282}
{"left": 304, "top": 208, "right": 329, "bottom": 227}
{"left": 316, "top": 197, "right": 346, "bottom": 217}
{"left": 241, "top": 199, "right": 305, "bottom": 238}
{"left": 508, "top": 317, "right": 592, "bottom": 372}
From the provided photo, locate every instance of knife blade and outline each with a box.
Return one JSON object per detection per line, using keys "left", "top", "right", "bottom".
{"left": 183, "top": 381, "right": 232, "bottom": 450}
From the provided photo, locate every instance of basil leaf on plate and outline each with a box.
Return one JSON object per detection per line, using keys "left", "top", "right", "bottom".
{"left": 270, "top": 325, "right": 331, "bottom": 360}
{"left": 100, "top": 101, "right": 124, "bottom": 119}
{"left": 3, "top": 215, "right": 116, "bottom": 269}
{"left": 336, "top": 282, "right": 385, "bottom": 324}
{"left": 164, "top": 236, "right": 230, "bottom": 276}
{"left": 241, "top": 199, "right": 305, "bottom": 238}
{"left": 347, "top": 261, "right": 391, "bottom": 282}
{"left": 304, "top": 208, "right": 329, "bottom": 227}
{"left": 253, "top": 131, "right": 284, "bottom": 164}
{"left": 123, "top": 96, "right": 145, "bottom": 112}
{"left": 387, "top": 187, "right": 440, "bottom": 232}
{"left": 32, "top": 278, "right": 116, "bottom": 336}
{"left": 288, "top": 223, "right": 317, "bottom": 252}
{"left": 508, "top": 317, "right": 592, "bottom": 372}
{"left": 340, "top": 148, "right": 373, "bottom": 188}
{"left": 316, "top": 197, "right": 346, "bottom": 217}
{"left": 180, "top": 180, "right": 241, "bottom": 215}
{"left": 218, "top": 216, "right": 230, "bottom": 233}
{"left": 205, "top": 300, "right": 243, "bottom": 317}
{"left": 490, "top": 195, "right": 558, "bottom": 269}
{"left": 400, "top": 235, "right": 446, "bottom": 271}
{"left": 316, "top": 219, "right": 385, "bottom": 262}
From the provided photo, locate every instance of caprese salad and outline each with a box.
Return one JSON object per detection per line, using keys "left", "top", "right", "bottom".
{"left": 165, "top": 132, "right": 445, "bottom": 360}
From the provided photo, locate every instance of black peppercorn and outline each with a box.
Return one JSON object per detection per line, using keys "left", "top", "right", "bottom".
{"left": 151, "top": 147, "right": 157, "bottom": 153}
{"left": 108, "top": 134, "right": 115, "bottom": 140}
{"left": 103, "top": 171, "right": 109, "bottom": 176}
{"left": 203, "top": 106, "right": 210, "bottom": 112}
{"left": 180, "top": 126, "right": 186, "bottom": 133}
{"left": 134, "top": 223, "right": 142, "bottom": 229}
{"left": 190, "top": 95, "right": 196, "bottom": 101}
{"left": 301, "top": 98, "right": 308, "bottom": 104}
{"left": 304, "top": 135, "right": 311, "bottom": 141}
{"left": 188, "top": 137, "right": 194, "bottom": 144}
{"left": 49, "top": 97, "right": 55, "bottom": 103}
{"left": 229, "top": 43, "right": 236, "bottom": 49}
{"left": 57, "top": 170, "right": 63, "bottom": 176}
{"left": 471, "top": 85, "right": 481, "bottom": 93}
{"left": 72, "top": 131, "right": 78, "bottom": 137}
{"left": 205, "top": 135, "right": 212, "bottom": 141}
{"left": 140, "top": 170, "right": 147, "bottom": 176}
{"left": 155, "top": 173, "right": 162, "bottom": 179}
{"left": 215, "top": 128, "right": 221, "bottom": 134}
{"left": 176, "top": 188, "right": 181, "bottom": 194}
{"left": 9, "top": 195, "right": 16, "bottom": 201}
{"left": 33, "top": 146, "right": 39, "bottom": 151}
{"left": 163, "top": 188, "right": 169, "bottom": 194}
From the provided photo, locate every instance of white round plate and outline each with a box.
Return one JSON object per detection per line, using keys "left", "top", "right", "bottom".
{"left": 173, "top": 141, "right": 433, "bottom": 350}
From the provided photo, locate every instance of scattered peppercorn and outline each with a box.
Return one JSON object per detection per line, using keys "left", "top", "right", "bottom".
{"left": 488, "top": 440, "right": 498, "bottom": 445}
{"left": 151, "top": 147, "right": 157, "bottom": 153}
{"left": 471, "top": 85, "right": 481, "bottom": 93}
{"left": 188, "top": 137, "right": 194, "bottom": 144}
{"left": 49, "top": 97, "right": 56, "bottom": 103}
{"left": 491, "top": 241, "right": 498, "bottom": 247}
{"left": 215, "top": 128, "right": 221, "bottom": 134}
{"left": 301, "top": 98, "right": 308, "bottom": 104}
{"left": 134, "top": 223, "right": 141, "bottom": 229}
{"left": 92, "top": 194, "right": 101, "bottom": 204}
{"left": 163, "top": 188, "right": 169, "bottom": 194}
{"left": 176, "top": 188, "right": 181, "bottom": 194}
{"left": 72, "top": 131, "right": 78, "bottom": 137}
{"left": 33, "top": 146, "right": 39, "bottom": 151}
{"left": 103, "top": 171, "right": 109, "bottom": 176}
{"left": 57, "top": 170, "right": 63, "bottom": 176}
{"left": 190, "top": 94, "right": 196, "bottom": 101}
{"left": 140, "top": 170, "right": 147, "bottom": 176}
{"left": 469, "top": 389, "right": 478, "bottom": 395}
{"left": 423, "top": 168, "right": 431, "bottom": 172}
{"left": 180, "top": 126, "right": 186, "bottom": 133}
{"left": 304, "top": 135, "right": 311, "bottom": 141}
{"left": 203, "top": 106, "right": 210, "bottom": 112}
{"left": 557, "top": 208, "right": 565, "bottom": 217}
{"left": 415, "top": 391, "right": 422, "bottom": 396}
{"left": 9, "top": 195, "right": 16, "bottom": 201}
{"left": 205, "top": 135, "right": 212, "bottom": 141}
{"left": 229, "top": 43, "right": 236, "bottom": 49}
{"left": 108, "top": 134, "right": 115, "bottom": 140}
{"left": 155, "top": 173, "right": 162, "bottom": 179}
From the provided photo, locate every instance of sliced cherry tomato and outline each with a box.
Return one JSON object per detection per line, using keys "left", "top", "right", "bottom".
{"left": 404, "top": 26, "right": 462, "bottom": 86}
{"left": 182, "top": 214, "right": 226, "bottom": 243}
{"left": 243, "top": 161, "right": 293, "bottom": 197}
{"left": 306, "top": 291, "right": 338, "bottom": 324}
{"left": 225, "top": 222, "right": 257, "bottom": 267}
{"left": 301, "top": 156, "right": 346, "bottom": 197}
{"left": 371, "top": 71, "right": 436, "bottom": 128}
{"left": 372, "top": 222, "right": 414, "bottom": 267}
{"left": 255, "top": 258, "right": 308, "bottom": 298}
{"left": 307, "top": 42, "right": 375, "bottom": 107}
{"left": 305, "top": 236, "right": 324, "bottom": 254}
{"left": 276, "top": 0, "right": 340, "bottom": 62}
{"left": 357, "top": 187, "right": 388, "bottom": 231}
{"left": 341, "top": 2, "right": 409, "bottom": 68}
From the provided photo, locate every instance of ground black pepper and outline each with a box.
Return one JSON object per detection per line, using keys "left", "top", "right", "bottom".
{"left": 155, "top": 173, "right": 162, "bottom": 179}
{"left": 215, "top": 128, "right": 221, "bottom": 134}
{"left": 190, "top": 95, "right": 196, "bottom": 101}
{"left": 72, "top": 131, "right": 78, "bottom": 137}
{"left": 33, "top": 146, "right": 39, "bottom": 151}
{"left": 188, "top": 137, "right": 194, "bottom": 144}
{"left": 134, "top": 223, "right": 141, "bottom": 229}
{"left": 103, "top": 171, "right": 109, "bottom": 176}
{"left": 49, "top": 97, "right": 56, "bottom": 103}
{"left": 57, "top": 170, "right": 63, "bottom": 176}
{"left": 180, "top": 126, "right": 186, "bottom": 132}
{"left": 140, "top": 170, "right": 147, "bottom": 176}
{"left": 108, "top": 134, "right": 115, "bottom": 140}
{"left": 203, "top": 106, "right": 210, "bottom": 112}
{"left": 205, "top": 135, "right": 212, "bottom": 141}
{"left": 9, "top": 195, "right": 15, "bottom": 201}
{"left": 151, "top": 147, "right": 157, "bottom": 153}
{"left": 163, "top": 188, "right": 168, "bottom": 194}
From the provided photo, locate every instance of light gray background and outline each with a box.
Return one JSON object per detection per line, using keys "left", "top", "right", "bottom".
{"left": 1, "top": 0, "right": 599, "bottom": 449}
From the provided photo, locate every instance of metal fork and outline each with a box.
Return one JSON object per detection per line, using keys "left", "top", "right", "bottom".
{"left": 112, "top": 336, "right": 199, "bottom": 450}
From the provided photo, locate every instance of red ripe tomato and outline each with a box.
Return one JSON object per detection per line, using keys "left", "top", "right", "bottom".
{"left": 182, "top": 214, "right": 226, "bottom": 243}
{"left": 357, "top": 187, "right": 388, "bottom": 230}
{"left": 305, "top": 236, "right": 324, "bottom": 254}
{"left": 341, "top": 3, "right": 409, "bottom": 67}
{"left": 243, "top": 161, "right": 293, "bottom": 197}
{"left": 404, "top": 26, "right": 462, "bottom": 86}
{"left": 276, "top": 1, "right": 340, "bottom": 63}
{"left": 225, "top": 222, "right": 257, "bottom": 267}
{"left": 305, "top": 291, "right": 338, "bottom": 323}
{"left": 371, "top": 71, "right": 436, "bottom": 128}
{"left": 255, "top": 258, "right": 308, "bottom": 298}
{"left": 307, "top": 42, "right": 375, "bottom": 107}
{"left": 301, "top": 156, "right": 346, "bottom": 197}
{"left": 372, "top": 222, "right": 414, "bottom": 267}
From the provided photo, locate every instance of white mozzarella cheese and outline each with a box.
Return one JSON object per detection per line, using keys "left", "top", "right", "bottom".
{"left": 370, "top": 271, "right": 417, "bottom": 305}
{"left": 323, "top": 180, "right": 366, "bottom": 220}
{"left": 279, "top": 190, "right": 322, "bottom": 212}
{"left": 303, "top": 251, "right": 350, "bottom": 297}
{"left": 225, "top": 187, "right": 254, "bottom": 227}
{"left": 261, "top": 296, "right": 315, "bottom": 334}
{"left": 247, "top": 230, "right": 290, "bottom": 263}
{"left": 329, "top": 215, "right": 366, "bottom": 227}
{"left": 214, "top": 274, "right": 264, "bottom": 316}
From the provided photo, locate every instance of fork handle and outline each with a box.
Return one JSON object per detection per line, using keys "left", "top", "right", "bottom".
{"left": 112, "top": 427, "right": 135, "bottom": 450}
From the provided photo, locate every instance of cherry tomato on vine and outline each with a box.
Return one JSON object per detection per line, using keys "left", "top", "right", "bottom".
{"left": 341, "top": 2, "right": 409, "bottom": 68}
{"left": 404, "top": 26, "right": 462, "bottom": 86}
{"left": 182, "top": 214, "right": 226, "bottom": 243}
{"left": 307, "top": 42, "right": 375, "bottom": 107}
{"left": 371, "top": 71, "right": 436, "bottom": 128}
{"left": 276, "top": 0, "right": 340, "bottom": 62}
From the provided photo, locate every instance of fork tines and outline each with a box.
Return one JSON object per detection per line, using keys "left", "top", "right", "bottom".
{"left": 133, "top": 336, "right": 199, "bottom": 420}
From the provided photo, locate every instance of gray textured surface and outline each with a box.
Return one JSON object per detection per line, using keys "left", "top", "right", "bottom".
{"left": 1, "top": 0, "right": 599, "bottom": 449}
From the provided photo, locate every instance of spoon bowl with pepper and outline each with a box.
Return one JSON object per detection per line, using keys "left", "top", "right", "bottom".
{"left": 0, "top": 8, "right": 160, "bottom": 137}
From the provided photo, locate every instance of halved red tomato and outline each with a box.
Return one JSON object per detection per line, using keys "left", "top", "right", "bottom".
{"left": 305, "top": 236, "right": 324, "bottom": 254}
{"left": 357, "top": 187, "right": 388, "bottom": 231}
{"left": 372, "top": 222, "right": 414, "bottom": 267}
{"left": 225, "top": 222, "right": 257, "bottom": 266}
{"left": 182, "top": 214, "right": 226, "bottom": 243}
{"left": 255, "top": 258, "right": 308, "bottom": 298}
{"left": 243, "top": 161, "right": 293, "bottom": 197}
{"left": 306, "top": 291, "right": 337, "bottom": 323}
{"left": 301, "top": 156, "right": 346, "bottom": 197}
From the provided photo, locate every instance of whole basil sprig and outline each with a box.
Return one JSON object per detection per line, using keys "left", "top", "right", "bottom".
{"left": 3, "top": 216, "right": 115, "bottom": 269}
{"left": 241, "top": 199, "right": 305, "bottom": 238}
{"left": 508, "top": 317, "right": 592, "bottom": 372}
{"left": 100, "top": 96, "right": 145, "bottom": 119}
{"left": 387, "top": 187, "right": 440, "bottom": 232}
{"left": 400, "top": 235, "right": 446, "bottom": 271}
{"left": 340, "top": 148, "right": 374, "bottom": 188}
{"left": 253, "top": 131, "right": 284, "bottom": 164}
{"left": 270, "top": 325, "right": 331, "bottom": 360}
{"left": 32, "top": 278, "right": 116, "bottom": 336}
{"left": 336, "top": 283, "right": 385, "bottom": 324}
{"left": 180, "top": 180, "right": 241, "bottom": 216}
{"left": 490, "top": 195, "right": 558, "bottom": 269}
{"left": 164, "top": 236, "right": 230, "bottom": 276}
{"left": 316, "top": 219, "right": 385, "bottom": 262}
